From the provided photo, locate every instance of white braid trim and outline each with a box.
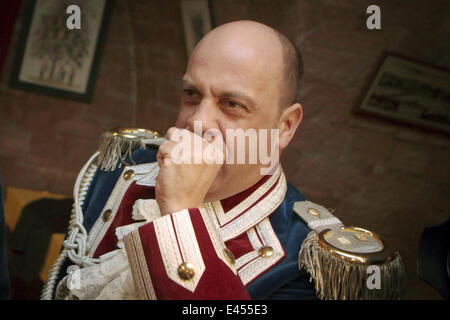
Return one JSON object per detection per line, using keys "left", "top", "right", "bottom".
{"left": 40, "top": 151, "right": 99, "bottom": 300}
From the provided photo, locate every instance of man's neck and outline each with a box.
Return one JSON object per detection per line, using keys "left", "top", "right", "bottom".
{"left": 204, "top": 168, "right": 269, "bottom": 203}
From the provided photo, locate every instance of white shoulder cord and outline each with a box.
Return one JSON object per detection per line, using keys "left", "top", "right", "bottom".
{"left": 41, "top": 151, "right": 100, "bottom": 300}
{"left": 42, "top": 140, "right": 165, "bottom": 299}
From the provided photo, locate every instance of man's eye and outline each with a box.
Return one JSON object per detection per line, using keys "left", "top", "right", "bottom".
{"left": 183, "top": 89, "right": 195, "bottom": 96}
{"left": 182, "top": 89, "right": 201, "bottom": 102}
{"left": 223, "top": 100, "right": 247, "bottom": 110}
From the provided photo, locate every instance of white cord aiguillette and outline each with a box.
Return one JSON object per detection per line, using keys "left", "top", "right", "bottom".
{"left": 41, "top": 152, "right": 100, "bottom": 300}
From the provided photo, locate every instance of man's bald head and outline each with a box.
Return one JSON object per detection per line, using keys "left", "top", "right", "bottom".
{"left": 178, "top": 21, "right": 304, "bottom": 201}
{"left": 190, "top": 20, "right": 302, "bottom": 110}
{"left": 275, "top": 30, "right": 303, "bottom": 107}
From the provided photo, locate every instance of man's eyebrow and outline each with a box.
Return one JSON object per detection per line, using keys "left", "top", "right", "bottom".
{"left": 182, "top": 79, "right": 198, "bottom": 90}
{"left": 182, "top": 78, "right": 256, "bottom": 108}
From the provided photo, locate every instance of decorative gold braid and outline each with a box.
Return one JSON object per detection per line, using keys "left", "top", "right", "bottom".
{"left": 298, "top": 231, "right": 406, "bottom": 300}
{"left": 96, "top": 127, "right": 163, "bottom": 172}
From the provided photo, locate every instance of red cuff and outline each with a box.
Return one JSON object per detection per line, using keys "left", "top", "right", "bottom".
{"left": 124, "top": 208, "right": 250, "bottom": 300}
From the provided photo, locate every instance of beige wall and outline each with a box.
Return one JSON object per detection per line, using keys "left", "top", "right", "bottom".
{"left": 0, "top": 0, "right": 449, "bottom": 299}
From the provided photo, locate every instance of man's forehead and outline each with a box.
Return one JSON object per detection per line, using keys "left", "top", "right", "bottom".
{"left": 193, "top": 33, "right": 281, "bottom": 67}
{"left": 186, "top": 45, "right": 281, "bottom": 90}
{"left": 185, "top": 54, "right": 265, "bottom": 81}
{"left": 199, "top": 20, "right": 281, "bottom": 51}
{"left": 190, "top": 22, "right": 283, "bottom": 75}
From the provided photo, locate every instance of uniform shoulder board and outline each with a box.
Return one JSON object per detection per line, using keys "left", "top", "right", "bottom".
{"left": 293, "top": 200, "right": 343, "bottom": 232}
{"left": 293, "top": 200, "right": 406, "bottom": 300}
{"left": 97, "top": 127, "right": 165, "bottom": 172}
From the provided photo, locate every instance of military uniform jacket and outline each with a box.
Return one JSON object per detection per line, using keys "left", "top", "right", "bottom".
{"left": 53, "top": 147, "right": 317, "bottom": 300}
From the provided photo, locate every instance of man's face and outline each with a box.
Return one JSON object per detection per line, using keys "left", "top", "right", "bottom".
{"left": 174, "top": 30, "right": 285, "bottom": 200}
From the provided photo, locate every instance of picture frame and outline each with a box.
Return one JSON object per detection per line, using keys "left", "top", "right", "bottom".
{"left": 354, "top": 54, "right": 450, "bottom": 136}
{"left": 0, "top": 1, "right": 21, "bottom": 76}
{"left": 10, "top": 0, "right": 114, "bottom": 103}
{"left": 181, "top": 0, "right": 213, "bottom": 57}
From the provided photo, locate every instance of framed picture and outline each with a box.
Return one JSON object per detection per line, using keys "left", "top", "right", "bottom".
{"left": 355, "top": 54, "right": 450, "bottom": 135}
{"left": 10, "top": 0, "right": 113, "bottom": 103}
{"left": 181, "top": 0, "right": 213, "bottom": 57}
{"left": 0, "top": 1, "right": 21, "bottom": 76}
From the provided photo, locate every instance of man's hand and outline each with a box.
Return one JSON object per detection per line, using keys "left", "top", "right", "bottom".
{"left": 155, "top": 127, "right": 224, "bottom": 215}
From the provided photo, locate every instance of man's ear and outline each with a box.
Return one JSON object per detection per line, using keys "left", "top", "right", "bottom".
{"left": 277, "top": 103, "right": 303, "bottom": 151}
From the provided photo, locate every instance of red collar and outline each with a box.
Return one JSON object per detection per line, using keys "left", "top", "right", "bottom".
{"left": 201, "top": 166, "right": 287, "bottom": 241}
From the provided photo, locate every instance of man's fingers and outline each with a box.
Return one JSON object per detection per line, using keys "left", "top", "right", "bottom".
{"left": 166, "top": 127, "right": 178, "bottom": 141}
{"left": 157, "top": 140, "right": 175, "bottom": 166}
{"left": 167, "top": 127, "right": 192, "bottom": 142}
{"left": 167, "top": 127, "right": 221, "bottom": 145}
{"left": 162, "top": 127, "right": 226, "bottom": 165}
{"left": 156, "top": 149, "right": 164, "bottom": 167}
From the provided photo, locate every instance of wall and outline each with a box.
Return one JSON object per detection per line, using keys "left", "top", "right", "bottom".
{"left": 0, "top": 0, "right": 449, "bottom": 299}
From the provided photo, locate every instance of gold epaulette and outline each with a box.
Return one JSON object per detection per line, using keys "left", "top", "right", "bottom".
{"left": 294, "top": 201, "right": 406, "bottom": 300}
{"left": 97, "top": 127, "right": 165, "bottom": 172}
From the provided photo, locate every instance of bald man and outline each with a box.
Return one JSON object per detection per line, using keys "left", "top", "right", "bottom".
{"left": 157, "top": 20, "right": 303, "bottom": 216}
{"left": 44, "top": 21, "right": 318, "bottom": 300}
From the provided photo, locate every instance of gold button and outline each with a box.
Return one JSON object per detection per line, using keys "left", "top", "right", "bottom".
{"left": 258, "top": 246, "right": 274, "bottom": 258}
{"left": 307, "top": 207, "right": 320, "bottom": 217}
{"left": 223, "top": 248, "right": 235, "bottom": 265}
{"left": 177, "top": 262, "right": 195, "bottom": 280}
{"left": 123, "top": 169, "right": 135, "bottom": 180}
{"left": 102, "top": 209, "right": 112, "bottom": 222}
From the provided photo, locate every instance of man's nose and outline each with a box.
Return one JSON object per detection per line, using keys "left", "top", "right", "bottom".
{"left": 185, "top": 98, "right": 219, "bottom": 134}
